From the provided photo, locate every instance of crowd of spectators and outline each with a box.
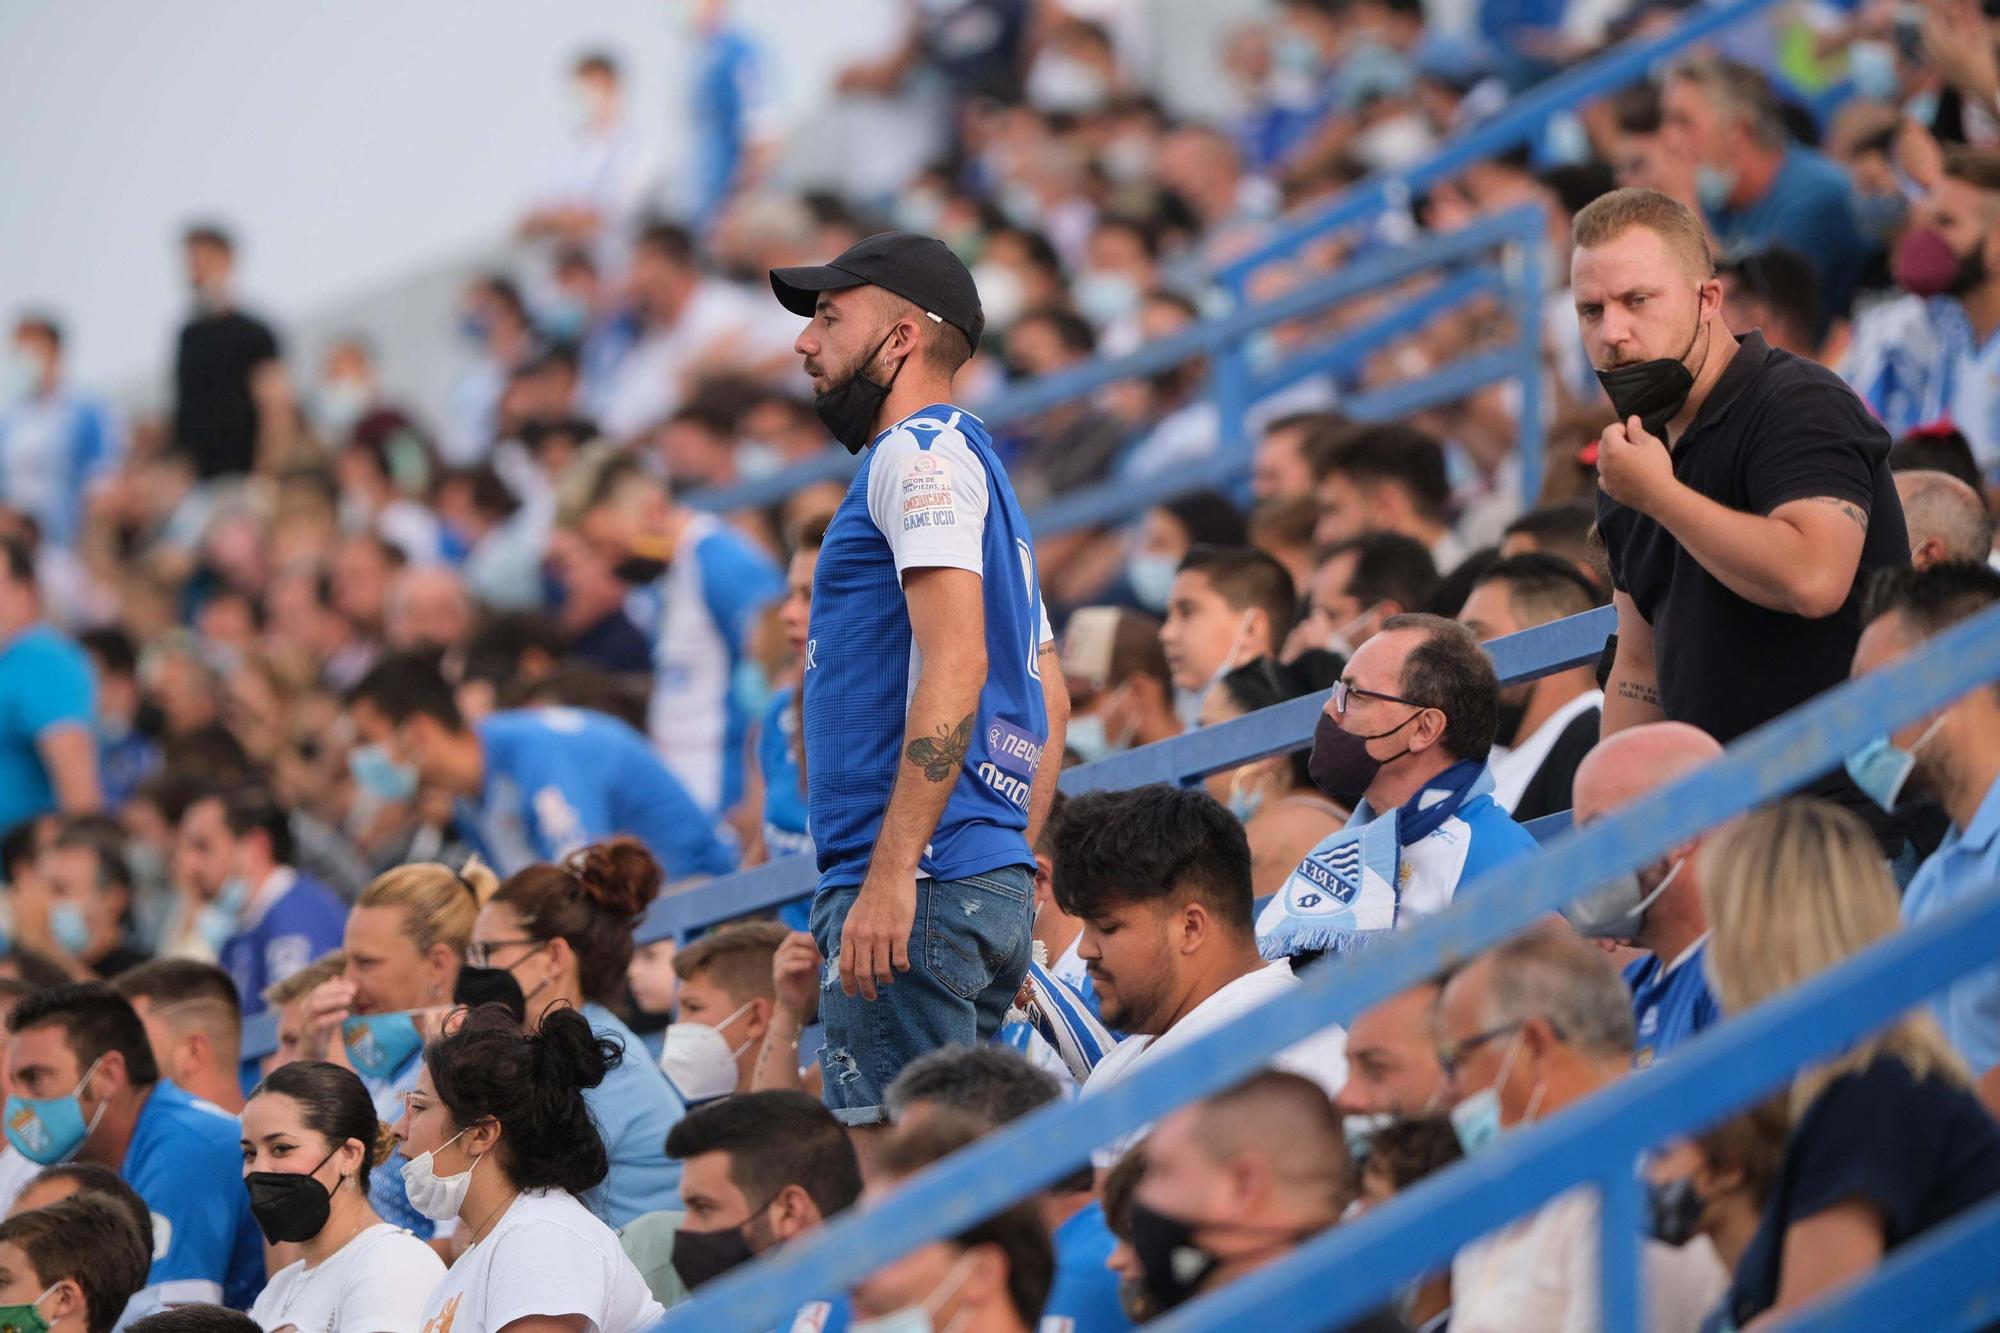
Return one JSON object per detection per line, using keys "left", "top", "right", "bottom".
{"left": 3, "top": 0, "right": 2000, "bottom": 1328}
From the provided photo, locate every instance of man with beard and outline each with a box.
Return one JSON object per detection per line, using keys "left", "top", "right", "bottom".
{"left": 1847, "top": 147, "right": 2000, "bottom": 471}
{"left": 1578, "top": 188, "right": 1909, "bottom": 845}
{"left": 1056, "top": 785, "right": 1348, "bottom": 1167}
{"left": 1457, "top": 554, "right": 1605, "bottom": 822}
{"left": 767, "top": 233, "right": 1068, "bottom": 1127}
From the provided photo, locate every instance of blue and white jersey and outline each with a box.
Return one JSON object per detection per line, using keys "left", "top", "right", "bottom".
{"left": 759, "top": 687, "right": 814, "bottom": 861}
{"left": 0, "top": 389, "right": 121, "bottom": 547}
{"left": 123, "top": 1081, "right": 265, "bottom": 1310}
{"left": 1625, "top": 937, "right": 1723, "bottom": 1069}
{"left": 460, "top": 707, "right": 739, "bottom": 880}
{"left": 1845, "top": 293, "right": 2000, "bottom": 472}
{"left": 218, "top": 867, "right": 347, "bottom": 1017}
{"left": 999, "top": 936, "right": 1109, "bottom": 1085}
{"left": 804, "top": 405, "right": 1050, "bottom": 892}
{"left": 645, "top": 512, "right": 784, "bottom": 816}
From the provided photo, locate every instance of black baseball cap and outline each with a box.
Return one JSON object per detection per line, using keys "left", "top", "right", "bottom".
{"left": 770, "top": 231, "right": 986, "bottom": 355}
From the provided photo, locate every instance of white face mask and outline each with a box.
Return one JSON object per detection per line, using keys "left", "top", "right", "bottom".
{"left": 660, "top": 999, "right": 755, "bottom": 1103}
{"left": 1178, "top": 611, "right": 1258, "bottom": 728}
{"left": 401, "top": 1126, "right": 480, "bottom": 1221}
{"left": 851, "top": 1251, "right": 976, "bottom": 1333}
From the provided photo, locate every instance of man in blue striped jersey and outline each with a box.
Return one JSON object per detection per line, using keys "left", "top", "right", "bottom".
{"left": 769, "top": 232, "right": 1069, "bottom": 1126}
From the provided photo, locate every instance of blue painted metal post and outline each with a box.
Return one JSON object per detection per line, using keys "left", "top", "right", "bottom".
{"left": 1598, "top": 1168, "right": 1644, "bottom": 1333}
{"left": 1511, "top": 227, "right": 1548, "bottom": 506}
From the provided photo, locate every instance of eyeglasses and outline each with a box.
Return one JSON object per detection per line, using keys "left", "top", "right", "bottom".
{"left": 1330, "top": 679, "right": 1428, "bottom": 715}
{"left": 465, "top": 938, "right": 546, "bottom": 968}
{"left": 1436, "top": 1021, "right": 1525, "bottom": 1081}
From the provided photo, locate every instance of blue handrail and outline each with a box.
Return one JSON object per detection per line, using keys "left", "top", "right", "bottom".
{"left": 688, "top": 205, "right": 1547, "bottom": 524}
{"left": 634, "top": 603, "right": 1613, "bottom": 946}
{"left": 658, "top": 599, "right": 2000, "bottom": 1332}
{"left": 1213, "top": 0, "right": 1783, "bottom": 292}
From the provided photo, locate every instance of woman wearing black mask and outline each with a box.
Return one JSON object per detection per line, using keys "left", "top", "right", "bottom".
{"left": 242, "top": 1061, "right": 444, "bottom": 1332}
{"left": 464, "top": 837, "right": 681, "bottom": 1227}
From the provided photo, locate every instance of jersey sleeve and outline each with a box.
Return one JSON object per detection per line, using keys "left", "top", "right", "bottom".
{"left": 127, "top": 1130, "right": 249, "bottom": 1301}
{"left": 697, "top": 530, "right": 785, "bottom": 659}
{"left": 864, "top": 419, "right": 990, "bottom": 578}
{"left": 620, "top": 732, "right": 740, "bottom": 879}
{"left": 20, "top": 637, "right": 94, "bottom": 737}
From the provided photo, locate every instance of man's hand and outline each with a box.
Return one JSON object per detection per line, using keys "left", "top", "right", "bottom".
{"left": 772, "top": 930, "right": 823, "bottom": 1017}
{"left": 1597, "top": 416, "right": 1679, "bottom": 515}
{"left": 839, "top": 868, "right": 917, "bottom": 1001}
{"left": 302, "top": 976, "right": 358, "bottom": 1062}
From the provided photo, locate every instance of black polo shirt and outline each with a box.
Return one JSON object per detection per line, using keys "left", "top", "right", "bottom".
{"left": 1596, "top": 331, "right": 1909, "bottom": 826}
{"left": 173, "top": 307, "right": 280, "bottom": 479}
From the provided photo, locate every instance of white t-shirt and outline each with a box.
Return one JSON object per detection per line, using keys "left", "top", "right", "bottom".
{"left": 1082, "top": 960, "right": 1348, "bottom": 1166}
{"left": 419, "top": 1190, "right": 664, "bottom": 1333}
{"left": 1450, "top": 1186, "right": 1728, "bottom": 1333}
{"left": 250, "top": 1224, "right": 444, "bottom": 1333}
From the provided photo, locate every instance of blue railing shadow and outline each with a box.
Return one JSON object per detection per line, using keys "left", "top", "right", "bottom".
{"left": 657, "top": 599, "right": 2000, "bottom": 1332}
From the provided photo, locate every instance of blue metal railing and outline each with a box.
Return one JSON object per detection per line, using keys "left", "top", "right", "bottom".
{"left": 1213, "top": 0, "right": 1782, "bottom": 294}
{"left": 692, "top": 204, "right": 1548, "bottom": 528}
{"left": 634, "top": 602, "right": 1613, "bottom": 946}
{"left": 658, "top": 599, "right": 2000, "bottom": 1332}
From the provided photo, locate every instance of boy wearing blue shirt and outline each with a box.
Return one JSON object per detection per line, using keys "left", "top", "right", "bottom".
{"left": 573, "top": 455, "right": 785, "bottom": 817}
{"left": 769, "top": 232, "right": 1068, "bottom": 1125}
{"left": 344, "top": 654, "right": 738, "bottom": 880}
{"left": 2, "top": 984, "right": 263, "bottom": 1310}
{"left": 0, "top": 538, "right": 98, "bottom": 831}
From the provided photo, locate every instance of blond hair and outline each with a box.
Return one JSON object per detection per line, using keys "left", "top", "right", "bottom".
{"left": 1571, "top": 187, "right": 1716, "bottom": 283}
{"left": 263, "top": 950, "right": 347, "bottom": 1009}
{"left": 1700, "top": 799, "right": 1968, "bottom": 1112}
{"left": 353, "top": 858, "right": 494, "bottom": 958}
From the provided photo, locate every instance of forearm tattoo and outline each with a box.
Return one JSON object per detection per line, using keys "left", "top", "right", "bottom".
{"left": 1807, "top": 496, "right": 1869, "bottom": 533}
{"left": 906, "top": 712, "right": 974, "bottom": 782}
{"left": 1617, "top": 680, "right": 1661, "bottom": 707}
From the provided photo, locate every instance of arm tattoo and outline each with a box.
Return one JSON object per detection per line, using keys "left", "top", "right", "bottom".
{"left": 1617, "top": 680, "right": 1661, "bottom": 706}
{"left": 906, "top": 712, "right": 975, "bottom": 782}
{"left": 1807, "top": 496, "right": 1870, "bottom": 533}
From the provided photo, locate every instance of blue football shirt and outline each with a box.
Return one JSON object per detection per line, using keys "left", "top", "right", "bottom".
{"left": 122, "top": 1081, "right": 265, "bottom": 1309}
{"left": 1626, "top": 938, "right": 1723, "bottom": 1069}
{"left": 803, "top": 405, "right": 1049, "bottom": 892}
{"left": 0, "top": 624, "right": 95, "bottom": 831}
{"left": 460, "top": 708, "right": 739, "bottom": 879}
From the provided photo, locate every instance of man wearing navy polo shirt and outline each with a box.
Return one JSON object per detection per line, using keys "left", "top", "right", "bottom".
{"left": 769, "top": 233, "right": 1069, "bottom": 1125}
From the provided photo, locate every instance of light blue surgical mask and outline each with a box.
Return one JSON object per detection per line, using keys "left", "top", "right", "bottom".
{"left": 342, "top": 1012, "right": 425, "bottom": 1080}
{"left": 1450, "top": 1029, "right": 1536, "bottom": 1156}
{"left": 1067, "top": 685, "right": 1136, "bottom": 765}
{"left": 4, "top": 1057, "right": 106, "bottom": 1165}
{"left": 1844, "top": 714, "right": 1947, "bottom": 814}
{"left": 1343, "top": 1112, "right": 1396, "bottom": 1157}
{"left": 1696, "top": 164, "right": 1735, "bottom": 212}
{"left": 1847, "top": 40, "right": 1900, "bottom": 102}
{"left": 198, "top": 875, "right": 252, "bottom": 954}
{"left": 1074, "top": 270, "right": 1141, "bottom": 327}
{"left": 1127, "top": 554, "right": 1178, "bottom": 614}
{"left": 1227, "top": 767, "right": 1269, "bottom": 823}
{"left": 349, "top": 743, "right": 419, "bottom": 803}
{"left": 48, "top": 902, "right": 90, "bottom": 958}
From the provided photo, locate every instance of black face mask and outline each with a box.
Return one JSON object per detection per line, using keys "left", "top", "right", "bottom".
{"left": 670, "top": 1205, "right": 769, "bottom": 1290}
{"left": 1594, "top": 299, "right": 1707, "bottom": 446}
{"left": 1648, "top": 1175, "right": 1705, "bottom": 1247}
{"left": 613, "top": 554, "right": 669, "bottom": 586}
{"left": 1493, "top": 696, "right": 1530, "bottom": 750}
{"left": 1306, "top": 708, "right": 1422, "bottom": 801}
{"left": 814, "top": 328, "right": 902, "bottom": 454}
{"left": 1128, "top": 1200, "right": 1220, "bottom": 1312}
{"left": 453, "top": 965, "right": 527, "bottom": 1023}
{"left": 245, "top": 1146, "right": 340, "bottom": 1244}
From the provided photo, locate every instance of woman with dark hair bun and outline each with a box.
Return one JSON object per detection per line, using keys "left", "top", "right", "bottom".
{"left": 393, "top": 1005, "right": 663, "bottom": 1333}
{"left": 463, "top": 837, "right": 683, "bottom": 1225}
{"left": 241, "top": 1061, "right": 442, "bottom": 1332}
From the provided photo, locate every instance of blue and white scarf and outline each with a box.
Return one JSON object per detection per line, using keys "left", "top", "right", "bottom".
{"left": 1256, "top": 760, "right": 1492, "bottom": 959}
